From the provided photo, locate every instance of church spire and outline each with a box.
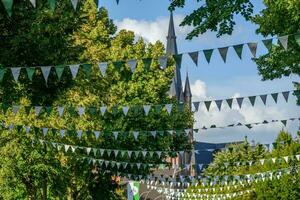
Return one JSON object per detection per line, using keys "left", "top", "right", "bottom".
{"left": 166, "top": 11, "right": 183, "bottom": 101}
{"left": 184, "top": 72, "right": 192, "bottom": 109}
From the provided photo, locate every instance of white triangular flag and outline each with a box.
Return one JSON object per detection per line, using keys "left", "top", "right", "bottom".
{"left": 113, "top": 131, "right": 118, "bottom": 140}
{"left": 86, "top": 147, "right": 92, "bottom": 155}
{"left": 150, "top": 131, "right": 157, "bottom": 138}
{"left": 64, "top": 145, "right": 70, "bottom": 152}
{"left": 283, "top": 156, "right": 289, "bottom": 163}
{"left": 12, "top": 105, "right": 20, "bottom": 115}
{"left": 60, "top": 129, "right": 65, "bottom": 138}
{"left": 122, "top": 106, "right": 129, "bottom": 116}
{"left": 143, "top": 105, "right": 151, "bottom": 116}
{"left": 158, "top": 56, "right": 168, "bottom": 69}
{"left": 94, "top": 131, "right": 100, "bottom": 140}
{"left": 25, "top": 126, "right": 31, "bottom": 134}
{"left": 71, "top": 146, "right": 76, "bottom": 153}
{"left": 260, "top": 159, "right": 265, "bottom": 165}
{"left": 100, "top": 106, "right": 107, "bottom": 116}
{"left": 77, "top": 107, "right": 85, "bottom": 117}
{"left": 98, "top": 62, "right": 108, "bottom": 76}
{"left": 42, "top": 127, "right": 48, "bottom": 136}
{"left": 30, "top": 0, "right": 36, "bottom": 7}
{"left": 70, "top": 0, "right": 79, "bottom": 10}
{"left": 11, "top": 67, "right": 21, "bottom": 82}
{"left": 69, "top": 64, "right": 80, "bottom": 78}
{"left": 77, "top": 130, "right": 83, "bottom": 139}
{"left": 35, "top": 106, "right": 42, "bottom": 116}
{"left": 165, "top": 104, "right": 173, "bottom": 115}
{"left": 127, "top": 59, "right": 137, "bottom": 73}
{"left": 57, "top": 106, "right": 64, "bottom": 117}
{"left": 133, "top": 131, "right": 139, "bottom": 141}
{"left": 278, "top": 35, "right": 288, "bottom": 50}
{"left": 41, "top": 66, "right": 52, "bottom": 83}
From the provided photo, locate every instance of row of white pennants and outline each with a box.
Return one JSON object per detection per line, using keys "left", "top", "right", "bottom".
{"left": 4, "top": 90, "right": 294, "bottom": 118}
{"left": 2, "top": 117, "right": 298, "bottom": 142}
{"left": 37, "top": 139, "right": 300, "bottom": 173}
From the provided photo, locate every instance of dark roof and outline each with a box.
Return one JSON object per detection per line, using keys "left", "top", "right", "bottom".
{"left": 184, "top": 73, "right": 192, "bottom": 98}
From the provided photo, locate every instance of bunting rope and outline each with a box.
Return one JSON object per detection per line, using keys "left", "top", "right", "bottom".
{"left": 1, "top": 90, "right": 295, "bottom": 118}
{"left": 0, "top": 33, "right": 299, "bottom": 83}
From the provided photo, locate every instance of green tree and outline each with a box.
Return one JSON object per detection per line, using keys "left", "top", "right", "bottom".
{"left": 0, "top": 0, "right": 193, "bottom": 199}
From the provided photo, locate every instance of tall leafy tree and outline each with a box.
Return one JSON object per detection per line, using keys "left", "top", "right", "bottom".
{"left": 0, "top": 0, "right": 193, "bottom": 199}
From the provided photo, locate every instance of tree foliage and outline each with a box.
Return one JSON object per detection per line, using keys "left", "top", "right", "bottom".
{"left": 169, "top": 0, "right": 253, "bottom": 39}
{"left": 0, "top": 1, "right": 192, "bottom": 199}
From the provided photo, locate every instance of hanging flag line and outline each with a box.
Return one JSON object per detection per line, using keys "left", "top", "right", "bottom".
{"left": 36, "top": 138, "right": 300, "bottom": 173}
{"left": 2, "top": 116, "right": 298, "bottom": 144}
{"left": 147, "top": 183, "right": 248, "bottom": 195}
{"left": 2, "top": 90, "right": 295, "bottom": 118}
{"left": 1, "top": 32, "right": 300, "bottom": 83}
{"left": 37, "top": 139, "right": 181, "bottom": 161}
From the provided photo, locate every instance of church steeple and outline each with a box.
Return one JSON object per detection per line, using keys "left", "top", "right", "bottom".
{"left": 184, "top": 72, "right": 192, "bottom": 108}
{"left": 166, "top": 11, "right": 183, "bottom": 101}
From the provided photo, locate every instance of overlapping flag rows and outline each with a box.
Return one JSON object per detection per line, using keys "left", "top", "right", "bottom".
{"left": 3, "top": 90, "right": 295, "bottom": 119}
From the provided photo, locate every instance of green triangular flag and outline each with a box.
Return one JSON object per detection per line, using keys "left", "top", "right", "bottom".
{"left": 2, "top": 103, "right": 9, "bottom": 114}
{"left": 262, "top": 39, "right": 273, "bottom": 51}
{"left": 203, "top": 49, "right": 213, "bottom": 63}
{"left": 26, "top": 67, "right": 35, "bottom": 81}
{"left": 0, "top": 68, "right": 6, "bottom": 82}
{"left": 82, "top": 64, "right": 92, "bottom": 77}
{"left": 48, "top": 0, "right": 56, "bottom": 11}
{"left": 218, "top": 47, "right": 229, "bottom": 63}
{"left": 295, "top": 34, "right": 300, "bottom": 46}
{"left": 113, "top": 61, "right": 124, "bottom": 71}
{"left": 173, "top": 54, "right": 182, "bottom": 67}
{"left": 88, "top": 107, "right": 97, "bottom": 115}
{"left": 54, "top": 65, "right": 64, "bottom": 80}
{"left": 233, "top": 44, "right": 243, "bottom": 59}
{"left": 112, "top": 106, "right": 118, "bottom": 116}
{"left": 226, "top": 99, "right": 233, "bottom": 109}
{"left": 45, "top": 106, "right": 52, "bottom": 116}
{"left": 247, "top": 43, "right": 258, "bottom": 58}
{"left": 1, "top": 0, "right": 13, "bottom": 16}
{"left": 24, "top": 106, "right": 31, "bottom": 115}
{"left": 204, "top": 101, "right": 212, "bottom": 111}
{"left": 143, "top": 58, "right": 152, "bottom": 71}
{"left": 248, "top": 96, "right": 256, "bottom": 106}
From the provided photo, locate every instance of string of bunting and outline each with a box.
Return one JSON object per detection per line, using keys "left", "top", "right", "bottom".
{"left": 0, "top": 33, "right": 299, "bottom": 84}
{"left": 2, "top": 116, "right": 298, "bottom": 143}
{"left": 1, "top": 0, "right": 122, "bottom": 16}
{"left": 2, "top": 90, "right": 295, "bottom": 118}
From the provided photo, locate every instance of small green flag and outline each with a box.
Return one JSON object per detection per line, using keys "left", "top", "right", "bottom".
{"left": 203, "top": 49, "right": 213, "bottom": 63}
{"left": 82, "top": 64, "right": 92, "bottom": 77}
{"left": 1, "top": 0, "right": 13, "bottom": 17}
{"left": 295, "top": 34, "right": 300, "bottom": 46}
{"left": 0, "top": 68, "right": 7, "bottom": 82}
{"left": 48, "top": 0, "right": 56, "bottom": 11}
{"left": 142, "top": 58, "right": 152, "bottom": 71}
{"left": 173, "top": 54, "right": 182, "bottom": 67}
{"left": 1, "top": 103, "right": 9, "bottom": 114}
{"left": 25, "top": 106, "right": 31, "bottom": 115}
{"left": 233, "top": 44, "right": 243, "bottom": 59}
{"left": 45, "top": 106, "right": 52, "bottom": 116}
{"left": 262, "top": 39, "right": 273, "bottom": 51}
{"left": 26, "top": 67, "right": 35, "bottom": 81}
{"left": 54, "top": 65, "right": 65, "bottom": 80}
{"left": 113, "top": 61, "right": 124, "bottom": 71}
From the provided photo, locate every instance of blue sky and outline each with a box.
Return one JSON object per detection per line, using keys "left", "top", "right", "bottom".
{"left": 100, "top": 0, "right": 300, "bottom": 144}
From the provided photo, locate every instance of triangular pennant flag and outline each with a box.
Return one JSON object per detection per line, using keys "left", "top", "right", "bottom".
{"left": 127, "top": 59, "right": 137, "bottom": 73}
{"left": 93, "top": 131, "right": 100, "bottom": 140}
{"left": 12, "top": 105, "right": 20, "bottom": 115}
{"left": 278, "top": 35, "right": 288, "bottom": 50}
{"left": 158, "top": 56, "right": 168, "bottom": 69}
{"left": 260, "top": 95, "right": 267, "bottom": 105}
{"left": 11, "top": 67, "right": 21, "bottom": 82}
{"left": 98, "top": 62, "right": 108, "bottom": 76}
{"left": 25, "top": 126, "right": 31, "bottom": 134}
{"left": 42, "top": 127, "right": 48, "bottom": 136}
{"left": 173, "top": 54, "right": 182, "bottom": 67}
{"left": 100, "top": 106, "right": 107, "bottom": 116}
{"left": 188, "top": 51, "right": 199, "bottom": 66}
{"left": 35, "top": 106, "right": 42, "bottom": 116}
{"left": 260, "top": 159, "right": 265, "bottom": 165}
{"left": 77, "top": 107, "right": 85, "bottom": 117}
{"left": 122, "top": 106, "right": 129, "bottom": 116}
{"left": 281, "top": 120, "right": 287, "bottom": 126}
{"left": 48, "top": 0, "right": 56, "bottom": 11}
{"left": 245, "top": 124, "right": 252, "bottom": 129}
{"left": 71, "top": 146, "right": 76, "bottom": 153}
{"left": 247, "top": 43, "right": 258, "bottom": 57}
{"left": 133, "top": 131, "right": 139, "bottom": 141}
{"left": 86, "top": 147, "right": 92, "bottom": 155}
{"left": 82, "top": 64, "right": 92, "bottom": 77}
{"left": 271, "top": 93, "right": 278, "bottom": 103}
{"left": 113, "top": 132, "right": 119, "bottom": 140}
{"left": 282, "top": 91, "right": 290, "bottom": 102}
{"left": 26, "top": 67, "right": 35, "bottom": 81}
{"left": 272, "top": 158, "right": 276, "bottom": 163}
{"left": 262, "top": 39, "right": 273, "bottom": 51}
{"left": 70, "top": 0, "right": 79, "bottom": 10}
{"left": 64, "top": 145, "right": 70, "bottom": 152}
{"left": 57, "top": 106, "right": 64, "bottom": 117}
{"left": 248, "top": 96, "right": 256, "bottom": 106}
{"left": 204, "top": 101, "right": 212, "bottom": 111}
{"left": 60, "top": 129, "right": 65, "bottom": 138}
{"left": 40, "top": 66, "right": 52, "bottom": 83}
{"left": 295, "top": 155, "right": 300, "bottom": 161}
{"left": 0, "top": 68, "right": 6, "bottom": 82}
{"left": 203, "top": 49, "right": 213, "bottom": 63}
{"left": 150, "top": 131, "right": 157, "bottom": 138}
{"left": 69, "top": 64, "right": 80, "bottom": 79}
{"left": 77, "top": 130, "right": 83, "bottom": 139}
{"left": 236, "top": 97, "right": 244, "bottom": 109}
{"left": 1, "top": 0, "right": 13, "bottom": 16}
{"left": 226, "top": 99, "right": 233, "bottom": 109}
{"left": 54, "top": 65, "right": 64, "bottom": 81}
{"left": 295, "top": 34, "right": 300, "bottom": 46}
{"left": 233, "top": 44, "right": 243, "bottom": 59}
{"left": 142, "top": 58, "right": 152, "bottom": 71}
{"left": 116, "top": 0, "right": 119, "bottom": 4}
{"left": 143, "top": 105, "right": 151, "bottom": 116}
{"left": 283, "top": 156, "right": 289, "bottom": 163}
{"left": 165, "top": 104, "right": 173, "bottom": 115}
{"left": 214, "top": 100, "right": 222, "bottom": 111}
{"left": 193, "top": 102, "right": 200, "bottom": 111}
{"left": 218, "top": 47, "right": 229, "bottom": 63}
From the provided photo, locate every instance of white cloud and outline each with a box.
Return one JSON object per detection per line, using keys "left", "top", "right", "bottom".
{"left": 115, "top": 15, "right": 191, "bottom": 44}
{"left": 190, "top": 80, "right": 207, "bottom": 100}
